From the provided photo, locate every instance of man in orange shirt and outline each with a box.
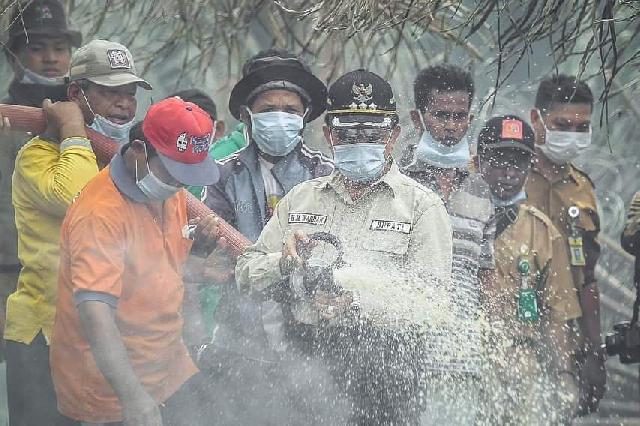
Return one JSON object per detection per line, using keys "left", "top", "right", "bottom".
{"left": 51, "top": 97, "right": 222, "bottom": 426}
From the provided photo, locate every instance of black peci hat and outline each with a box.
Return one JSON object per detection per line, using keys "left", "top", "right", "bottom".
{"left": 326, "top": 69, "right": 398, "bottom": 128}
{"left": 477, "top": 115, "right": 535, "bottom": 154}
{"left": 6, "top": 0, "right": 81, "bottom": 51}
{"left": 228, "top": 48, "right": 327, "bottom": 122}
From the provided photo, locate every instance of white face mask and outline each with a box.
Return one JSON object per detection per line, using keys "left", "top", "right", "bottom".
{"left": 537, "top": 109, "right": 592, "bottom": 164}
{"left": 408, "top": 115, "right": 470, "bottom": 170}
{"left": 134, "top": 144, "right": 181, "bottom": 201}
{"left": 19, "top": 63, "right": 67, "bottom": 86}
{"left": 81, "top": 88, "right": 134, "bottom": 144}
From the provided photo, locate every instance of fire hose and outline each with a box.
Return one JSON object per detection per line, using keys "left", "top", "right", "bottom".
{"left": 0, "top": 103, "right": 252, "bottom": 257}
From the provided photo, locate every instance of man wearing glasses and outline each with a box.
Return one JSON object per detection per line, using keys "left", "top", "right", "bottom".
{"left": 236, "top": 69, "right": 452, "bottom": 424}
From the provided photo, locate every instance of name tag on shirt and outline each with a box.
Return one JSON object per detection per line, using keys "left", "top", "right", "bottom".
{"left": 288, "top": 213, "right": 328, "bottom": 225}
{"left": 370, "top": 220, "right": 412, "bottom": 234}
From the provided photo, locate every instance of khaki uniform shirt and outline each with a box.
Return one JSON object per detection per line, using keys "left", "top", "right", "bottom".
{"left": 236, "top": 163, "right": 453, "bottom": 331}
{"left": 485, "top": 203, "right": 582, "bottom": 423}
{"left": 526, "top": 153, "right": 600, "bottom": 290}
{"left": 490, "top": 203, "right": 582, "bottom": 342}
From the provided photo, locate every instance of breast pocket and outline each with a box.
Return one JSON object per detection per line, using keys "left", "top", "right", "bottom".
{"left": 566, "top": 203, "right": 598, "bottom": 233}
{"left": 362, "top": 219, "right": 411, "bottom": 256}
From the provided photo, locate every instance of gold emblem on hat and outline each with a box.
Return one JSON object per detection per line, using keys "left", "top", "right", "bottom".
{"left": 352, "top": 83, "right": 373, "bottom": 109}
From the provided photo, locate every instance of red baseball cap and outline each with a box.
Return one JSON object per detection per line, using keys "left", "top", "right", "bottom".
{"left": 142, "top": 97, "right": 219, "bottom": 186}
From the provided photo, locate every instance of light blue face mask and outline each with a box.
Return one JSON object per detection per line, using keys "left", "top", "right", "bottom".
{"left": 17, "top": 61, "right": 66, "bottom": 86}
{"left": 492, "top": 190, "right": 527, "bottom": 207}
{"left": 333, "top": 143, "right": 387, "bottom": 183}
{"left": 89, "top": 114, "right": 135, "bottom": 145}
{"left": 81, "top": 89, "right": 134, "bottom": 145}
{"left": 411, "top": 116, "right": 470, "bottom": 169}
{"left": 135, "top": 144, "right": 181, "bottom": 201}
{"left": 248, "top": 110, "right": 304, "bottom": 157}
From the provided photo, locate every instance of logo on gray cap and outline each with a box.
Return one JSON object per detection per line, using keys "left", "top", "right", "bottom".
{"left": 106, "top": 49, "right": 131, "bottom": 70}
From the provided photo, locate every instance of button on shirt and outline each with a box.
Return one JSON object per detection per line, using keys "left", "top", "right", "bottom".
{"left": 236, "top": 163, "right": 453, "bottom": 354}
{"left": 51, "top": 153, "right": 197, "bottom": 423}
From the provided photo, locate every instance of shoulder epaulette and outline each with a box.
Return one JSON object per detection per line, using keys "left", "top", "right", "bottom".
{"left": 300, "top": 144, "right": 333, "bottom": 166}
{"left": 520, "top": 203, "right": 555, "bottom": 228}
{"left": 569, "top": 163, "right": 596, "bottom": 188}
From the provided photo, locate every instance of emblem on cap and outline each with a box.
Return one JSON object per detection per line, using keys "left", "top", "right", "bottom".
{"left": 351, "top": 83, "right": 376, "bottom": 109}
{"left": 191, "top": 134, "right": 212, "bottom": 154}
{"left": 502, "top": 119, "right": 523, "bottom": 140}
{"left": 106, "top": 49, "right": 131, "bottom": 70}
{"left": 37, "top": 5, "right": 53, "bottom": 20}
{"left": 176, "top": 132, "right": 188, "bottom": 153}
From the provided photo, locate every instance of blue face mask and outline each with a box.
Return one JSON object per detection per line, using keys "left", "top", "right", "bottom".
{"left": 333, "top": 143, "right": 387, "bottom": 183}
{"left": 89, "top": 114, "right": 135, "bottom": 145}
{"left": 81, "top": 88, "right": 134, "bottom": 145}
{"left": 135, "top": 145, "right": 181, "bottom": 201}
{"left": 492, "top": 190, "right": 527, "bottom": 207}
{"left": 249, "top": 110, "right": 304, "bottom": 157}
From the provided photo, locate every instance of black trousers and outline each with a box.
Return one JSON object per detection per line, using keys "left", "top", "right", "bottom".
{"left": 72, "top": 373, "right": 211, "bottom": 426}
{"left": 5, "top": 332, "right": 79, "bottom": 426}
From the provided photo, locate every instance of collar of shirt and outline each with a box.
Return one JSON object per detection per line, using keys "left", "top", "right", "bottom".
{"left": 402, "top": 163, "right": 468, "bottom": 198}
{"left": 325, "top": 161, "right": 402, "bottom": 203}
{"left": 532, "top": 149, "right": 578, "bottom": 185}
{"left": 109, "top": 147, "right": 148, "bottom": 203}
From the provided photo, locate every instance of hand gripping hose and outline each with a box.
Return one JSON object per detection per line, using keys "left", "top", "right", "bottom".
{"left": 0, "top": 103, "right": 251, "bottom": 257}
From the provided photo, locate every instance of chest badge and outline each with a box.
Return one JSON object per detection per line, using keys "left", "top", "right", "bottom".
{"left": 516, "top": 256, "right": 539, "bottom": 323}
{"left": 288, "top": 213, "right": 328, "bottom": 226}
{"left": 370, "top": 220, "right": 412, "bottom": 234}
{"left": 567, "top": 206, "right": 586, "bottom": 266}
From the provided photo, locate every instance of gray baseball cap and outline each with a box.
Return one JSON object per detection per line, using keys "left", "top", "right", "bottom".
{"left": 69, "top": 39, "right": 152, "bottom": 90}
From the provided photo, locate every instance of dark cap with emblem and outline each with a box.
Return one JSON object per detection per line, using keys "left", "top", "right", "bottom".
{"left": 229, "top": 48, "right": 327, "bottom": 122}
{"left": 477, "top": 115, "right": 535, "bottom": 154}
{"left": 69, "top": 39, "right": 152, "bottom": 90}
{"left": 325, "top": 69, "right": 398, "bottom": 128}
{"left": 6, "top": 0, "right": 81, "bottom": 51}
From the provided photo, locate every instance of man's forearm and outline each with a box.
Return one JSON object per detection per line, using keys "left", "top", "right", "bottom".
{"left": 78, "top": 301, "right": 148, "bottom": 402}
{"left": 579, "top": 284, "right": 603, "bottom": 350}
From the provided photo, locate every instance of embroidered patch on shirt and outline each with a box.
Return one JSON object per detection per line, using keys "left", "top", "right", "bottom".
{"left": 288, "top": 213, "right": 328, "bottom": 225}
{"left": 370, "top": 220, "right": 412, "bottom": 234}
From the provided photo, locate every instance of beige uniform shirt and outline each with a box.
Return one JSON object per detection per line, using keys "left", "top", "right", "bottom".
{"left": 526, "top": 153, "right": 600, "bottom": 289}
{"left": 490, "top": 203, "right": 582, "bottom": 341}
{"left": 236, "top": 163, "right": 453, "bottom": 329}
{"left": 485, "top": 203, "right": 582, "bottom": 423}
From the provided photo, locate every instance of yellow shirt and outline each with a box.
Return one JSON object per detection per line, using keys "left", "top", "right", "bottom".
{"left": 6, "top": 136, "right": 98, "bottom": 344}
